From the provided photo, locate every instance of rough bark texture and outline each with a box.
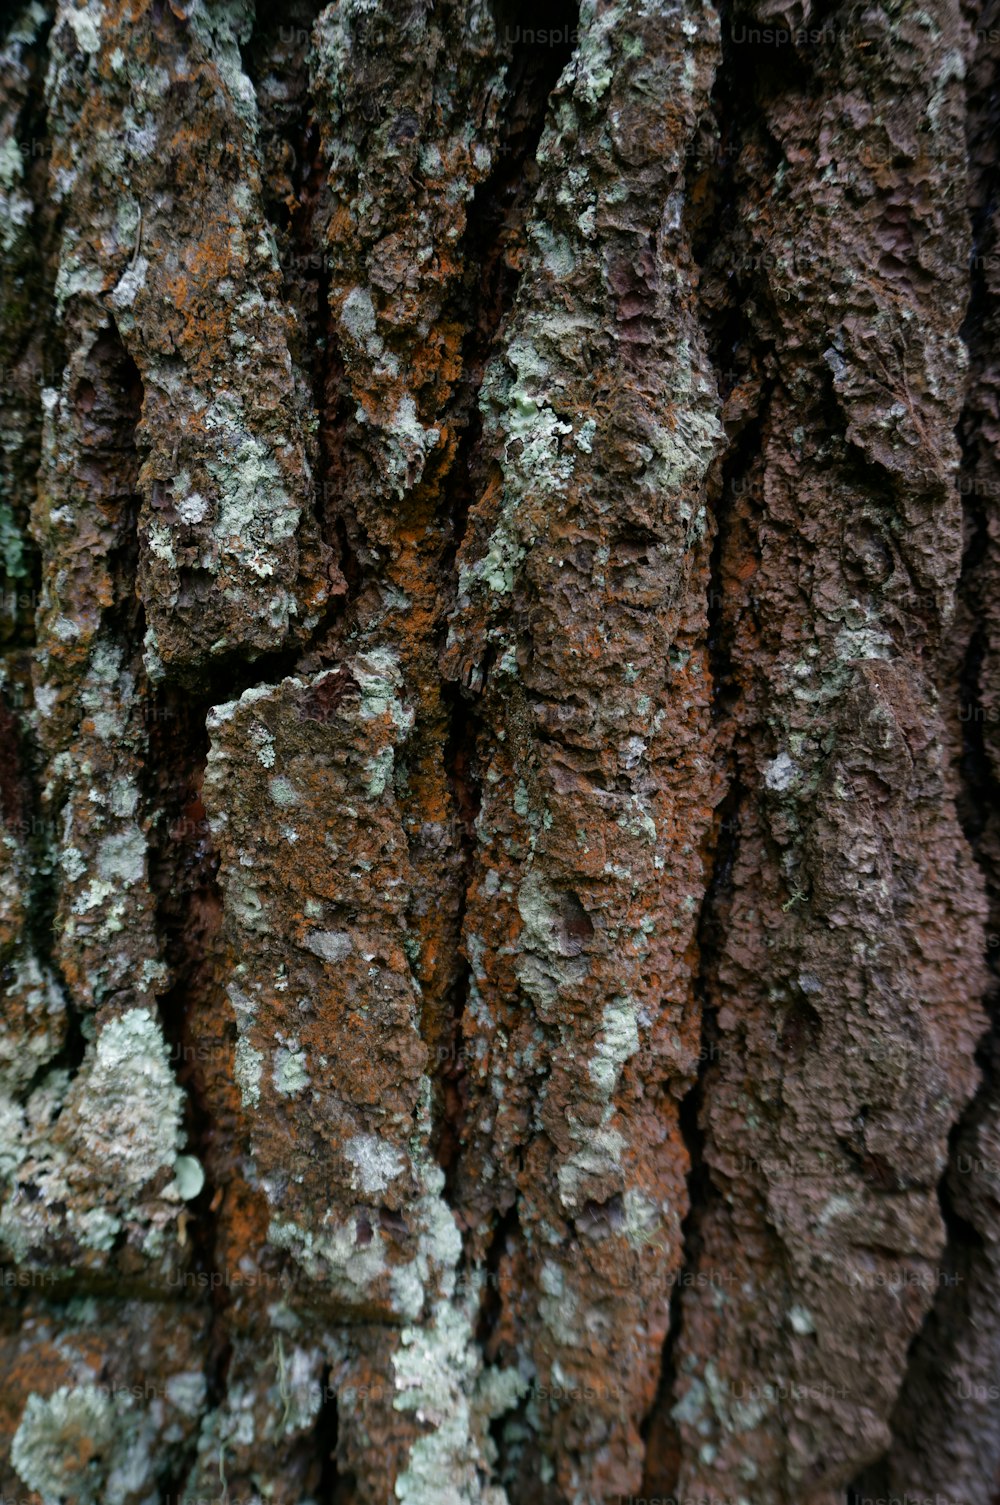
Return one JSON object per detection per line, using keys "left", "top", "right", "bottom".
{"left": 0, "top": 1, "right": 998, "bottom": 1502}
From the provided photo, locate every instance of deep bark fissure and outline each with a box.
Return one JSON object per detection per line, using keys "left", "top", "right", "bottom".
{"left": 245, "top": 0, "right": 358, "bottom": 610}
{"left": 144, "top": 688, "right": 224, "bottom": 1281}
{"left": 435, "top": 681, "right": 480, "bottom": 1189}
{"left": 0, "top": 18, "right": 54, "bottom": 656}
{"left": 640, "top": 770, "right": 746, "bottom": 1492}
{"left": 0, "top": 6, "right": 76, "bottom": 1095}
{"left": 40, "top": 323, "right": 146, "bottom": 1090}
{"left": 428, "top": 0, "right": 579, "bottom": 1200}
{"left": 310, "top": 1363, "right": 342, "bottom": 1505}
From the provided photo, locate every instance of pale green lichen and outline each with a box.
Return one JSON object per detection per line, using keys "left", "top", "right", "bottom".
{"left": 514, "top": 870, "right": 557, "bottom": 951}
{"left": 226, "top": 875, "right": 267, "bottom": 932}
{"left": 530, "top": 222, "right": 576, "bottom": 278}
{"left": 340, "top": 284, "right": 400, "bottom": 377}
{"left": 359, "top": 390, "right": 440, "bottom": 499}
{"left": 617, "top": 796, "right": 657, "bottom": 844}
{"left": 459, "top": 339, "right": 576, "bottom": 599}
{"left": 268, "top": 775, "right": 300, "bottom": 807}
{"left": 268, "top": 1213, "right": 388, "bottom": 1302}
{"left": 764, "top": 751, "right": 799, "bottom": 794}
{"left": 9, "top": 1378, "right": 170, "bottom": 1505}
{"left": 249, "top": 720, "right": 275, "bottom": 767}
{"left": 167, "top": 1154, "right": 205, "bottom": 1201}
{"left": 59, "top": 846, "right": 87, "bottom": 882}
{"left": 72, "top": 1008, "right": 184, "bottom": 1191}
{"left": 392, "top": 1287, "right": 521, "bottom": 1505}
{"left": 52, "top": 252, "right": 104, "bottom": 311}
{"left": 587, "top": 995, "right": 640, "bottom": 1097}
{"left": 273, "top": 1046, "right": 309, "bottom": 1097}
{"left": 12, "top": 1387, "right": 117, "bottom": 1505}
{"left": 0, "top": 499, "right": 27, "bottom": 577}
{"left": 273, "top": 1338, "right": 324, "bottom": 1435}
{"left": 165, "top": 1372, "right": 208, "bottom": 1417}
{"left": 537, "top": 1259, "right": 580, "bottom": 1347}
{"left": 353, "top": 647, "right": 413, "bottom": 730}
{"left": 204, "top": 411, "right": 300, "bottom": 581}
{"left": 0, "top": 955, "right": 64, "bottom": 1095}
{"left": 622, "top": 1187, "right": 662, "bottom": 1248}
{"left": 568, "top": 0, "right": 622, "bottom": 107}
{"left": 0, "top": 128, "right": 32, "bottom": 252}
{"left": 0, "top": 1093, "right": 27, "bottom": 1177}
{"left": 391, "top": 1160, "right": 464, "bottom": 1321}
{"left": 833, "top": 619, "right": 893, "bottom": 662}
{"left": 65, "top": 0, "right": 102, "bottom": 55}
{"left": 365, "top": 744, "right": 395, "bottom": 796}
{"left": 642, "top": 344, "right": 725, "bottom": 499}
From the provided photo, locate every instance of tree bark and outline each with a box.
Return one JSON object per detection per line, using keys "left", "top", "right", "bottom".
{"left": 0, "top": 0, "right": 997, "bottom": 1501}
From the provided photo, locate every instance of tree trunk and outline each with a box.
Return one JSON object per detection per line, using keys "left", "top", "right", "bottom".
{"left": 0, "top": 0, "right": 998, "bottom": 1501}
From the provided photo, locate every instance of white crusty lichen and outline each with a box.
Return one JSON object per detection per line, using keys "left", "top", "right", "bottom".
{"left": 70, "top": 1007, "right": 184, "bottom": 1190}
{"left": 164, "top": 1371, "right": 207, "bottom": 1417}
{"left": 0, "top": 1091, "right": 27, "bottom": 1178}
{"left": 272, "top": 1338, "right": 325, "bottom": 1435}
{"left": 537, "top": 1258, "right": 580, "bottom": 1347}
{"left": 389, "top": 1160, "right": 463, "bottom": 1321}
{"left": 344, "top": 1133, "right": 405, "bottom": 1195}
{"left": 763, "top": 750, "right": 799, "bottom": 794}
{"left": 267, "top": 1138, "right": 461, "bottom": 1323}
{"left": 95, "top": 827, "right": 147, "bottom": 887}
{"left": 673, "top": 1356, "right": 770, "bottom": 1448}
{"left": 643, "top": 337, "right": 725, "bottom": 505}
{"left": 365, "top": 744, "right": 395, "bottom": 797}
{"left": 392, "top": 1282, "right": 524, "bottom": 1505}
{"left": 204, "top": 392, "right": 302, "bottom": 589}
{"left": 234, "top": 1036, "right": 264, "bottom": 1108}
{"left": 268, "top": 1212, "right": 389, "bottom": 1303}
{"left": 182, "top": 0, "right": 259, "bottom": 131}
{"left": 0, "top": 952, "right": 65, "bottom": 1095}
{"left": 339, "top": 284, "right": 400, "bottom": 378}
{"left": 555, "top": 1127, "right": 627, "bottom": 1212}
{"left": 303, "top": 929, "right": 353, "bottom": 964}
{"left": 249, "top": 719, "right": 275, "bottom": 767}
{"left": 267, "top": 773, "right": 299, "bottom": 809}
{"left": 587, "top": 995, "right": 641, "bottom": 1098}
{"left": 356, "top": 389, "right": 440, "bottom": 499}
{"left": 514, "top": 869, "right": 558, "bottom": 950}
{"left": 513, "top": 870, "right": 590, "bottom": 1020}
{"left": 0, "top": 132, "right": 32, "bottom": 254}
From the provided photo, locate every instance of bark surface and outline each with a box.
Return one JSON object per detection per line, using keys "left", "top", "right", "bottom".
{"left": 0, "top": 1, "right": 997, "bottom": 1502}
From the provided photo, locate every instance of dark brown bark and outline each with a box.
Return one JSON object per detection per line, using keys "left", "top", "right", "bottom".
{"left": 0, "top": 1, "right": 997, "bottom": 1502}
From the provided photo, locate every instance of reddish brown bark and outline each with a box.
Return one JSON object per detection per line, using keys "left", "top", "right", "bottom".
{"left": 0, "top": 1, "right": 997, "bottom": 1502}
